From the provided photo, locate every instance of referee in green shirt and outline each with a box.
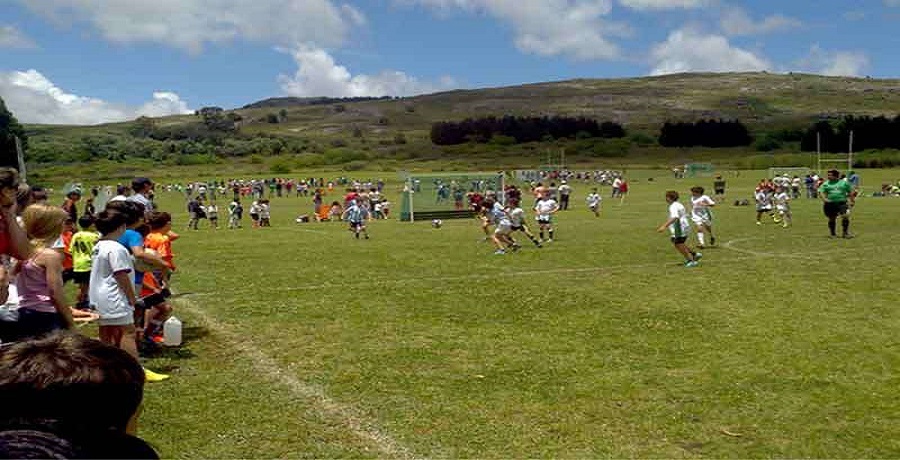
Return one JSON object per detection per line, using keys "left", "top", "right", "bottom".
{"left": 818, "top": 169, "right": 856, "bottom": 238}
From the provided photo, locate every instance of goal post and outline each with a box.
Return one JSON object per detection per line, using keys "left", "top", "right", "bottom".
{"left": 768, "top": 167, "right": 813, "bottom": 179}
{"left": 399, "top": 171, "right": 505, "bottom": 222}
{"left": 685, "top": 163, "right": 715, "bottom": 178}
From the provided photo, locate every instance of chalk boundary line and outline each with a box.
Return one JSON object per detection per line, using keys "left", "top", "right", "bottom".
{"left": 174, "top": 295, "right": 418, "bottom": 459}
{"left": 172, "top": 237, "right": 880, "bottom": 457}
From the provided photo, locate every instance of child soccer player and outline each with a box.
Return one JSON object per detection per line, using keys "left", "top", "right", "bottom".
{"left": 586, "top": 188, "right": 602, "bottom": 217}
{"left": 507, "top": 199, "right": 542, "bottom": 248}
{"left": 70, "top": 214, "right": 100, "bottom": 309}
{"left": 206, "top": 202, "right": 219, "bottom": 230}
{"left": 341, "top": 200, "right": 370, "bottom": 239}
{"left": 774, "top": 185, "right": 792, "bottom": 228}
{"left": 259, "top": 199, "right": 271, "bottom": 227}
{"left": 656, "top": 191, "right": 701, "bottom": 267}
{"left": 690, "top": 186, "right": 716, "bottom": 248}
{"left": 533, "top": 194, "right": 560, "bottom": 243}
{"left": 228, "top": 198, "right": 243, "bottom": 229}
{"left": 90, "top": 209, "right": 168, "bottom": 382}
{"left": 754, "top": 186, "right": 773, "bottom": 225}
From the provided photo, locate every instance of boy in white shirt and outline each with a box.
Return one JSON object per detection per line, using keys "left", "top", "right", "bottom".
{"left": 533, "top": 195, "right": 560, "bottom": 243}
{"left": 586, "top": 188, "right": 602, "bottom": 217}
{"left": 657, "top": 191, "right": 701, "bottom": 267}
{"left": 689, "top": 186, "right": 716, "bottom": 248}
{"left": 773, "top": 185, "right": 792, "bottom": 228}
{"left": 754, "top": 188, "right": 773, "bottom": 225}
{"left": 507, "top": 199, "right": 542, "bottom": 248}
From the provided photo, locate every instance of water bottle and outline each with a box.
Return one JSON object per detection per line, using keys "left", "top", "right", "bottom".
{"left": 163, "top": 316, "right": 182, "bottom": 347}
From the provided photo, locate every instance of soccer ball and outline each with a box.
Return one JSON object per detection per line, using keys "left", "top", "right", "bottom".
{"left": 431, "top": 219, "right": 443, "bottom": 228}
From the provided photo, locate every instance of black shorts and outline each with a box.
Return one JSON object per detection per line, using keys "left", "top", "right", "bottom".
{"left": 62, "top": 269, "right": 75, "bottom": 284}
{"left": 823, "top": 201, "right": 848, "bottom": 218}
{"left": 250, "top": 214, "right": 260, "bottom": 221}
{"left": 511, "top": 225, "right": 524, "bottom": 232}
{"left": 670, "top": 236, "right": 688, "bottom": 244}
{"left": 714, "top": 188, "right": 725, "bottom": 194}
{"left": 349, "top": 221, "right": 364, "bottom": 229}
{"left": 72, "top": 271, "right": 90, "bottom": 285}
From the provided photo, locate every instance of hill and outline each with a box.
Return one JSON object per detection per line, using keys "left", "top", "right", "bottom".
{"left": 17, "top": 72, "right": 900, "bottom": 180}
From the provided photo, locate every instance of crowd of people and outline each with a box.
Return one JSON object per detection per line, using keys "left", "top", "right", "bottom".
{"left": 0, "top": 169, "right": 174, "bottom": 457}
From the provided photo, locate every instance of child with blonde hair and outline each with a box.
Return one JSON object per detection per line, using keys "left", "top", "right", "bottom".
{"left": 12, "top": 204, "right": 75, "bottom": 339}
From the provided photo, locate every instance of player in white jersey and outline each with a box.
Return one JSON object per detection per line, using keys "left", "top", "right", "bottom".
{"left": 586, "top": 188, "right": 602, "bottom": 217}
{"left": 773, "top": 185, "right": 792, "bottom": 228}
{"left": 657, "top": 190, "right": 701, "bottom": 267}
{"left": 507, "top": 199, "right": 542, "bottom": 248}
{"left": 483, "top": 198, "right": 514, "bottom": 254}
{"left": 689, "top": 186, "right": 716, "bottom": 248}
{"left": 533, "top": 196, "right": 560, "bottom": 243}
{"left": 754, "top": 187, "right": 773, "bottom": 225}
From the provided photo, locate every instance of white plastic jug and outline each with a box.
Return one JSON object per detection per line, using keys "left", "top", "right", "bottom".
{"left": 163, "top": 316, "right": 182, "bottom": 347}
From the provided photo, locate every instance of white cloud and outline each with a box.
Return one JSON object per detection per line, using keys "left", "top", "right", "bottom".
{"left": 0, "top": 69, "right": 192, "bottom": 125}
{"left": 649, "top": 28, "right": 771, "bottom": 75}
{"left": 17, "top": 0, "right": 363, "bottom": 53}
{"left": 400, "top": 0, "right": 625, "bottom": 60}
{"left": 0, "top": 25, "right": 37, "bottom": 48}
{"left": 795, "top": 45, "right": 870, "bottom": 77}
{"left": 618, "top": 0, "right": 710, "bottom": 10}
{"left": 720, "top": 7, "right": 801, "bottom": 36}
{"left": 277, "top": 44, "right": 456, "bottom": 97}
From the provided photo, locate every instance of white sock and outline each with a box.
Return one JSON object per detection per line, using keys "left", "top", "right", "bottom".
{"left": 698, "top": 233, "right": 706, "bottom": 246}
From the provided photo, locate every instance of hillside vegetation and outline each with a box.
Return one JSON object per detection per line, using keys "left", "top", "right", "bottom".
{"left": 17, "top": 72, "right": 900, "bottom": 180}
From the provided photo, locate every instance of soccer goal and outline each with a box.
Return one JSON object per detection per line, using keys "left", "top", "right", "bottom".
{"left": 685, "top": 163, "right": 715, "bottom": 177}
{"left": 399, "top": 171, "right": 505, "bottom": 222}
{"left": 768, "top": 167, "right": 812, "bottom": 179}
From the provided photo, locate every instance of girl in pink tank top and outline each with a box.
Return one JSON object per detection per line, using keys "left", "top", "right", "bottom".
{"left": 12, "top": 204, "right": 74, "bottom": 338}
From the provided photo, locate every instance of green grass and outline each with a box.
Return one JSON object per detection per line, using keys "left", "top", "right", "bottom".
{"left": 81, "top": 168, "right": 900, "bottom": 457}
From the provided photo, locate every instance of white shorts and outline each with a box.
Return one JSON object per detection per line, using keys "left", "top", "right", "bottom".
{"left": 691, "top": 216, "right": 711, "bottom": 226}
{"left": 776, "top": 205, "right": 790, "bottom": 212}
{"left": 494, "top": 223, "right": 512, "bottom": 235}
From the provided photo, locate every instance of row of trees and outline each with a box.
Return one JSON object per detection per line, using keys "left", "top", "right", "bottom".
{"left": 800, "top": 115, "right": 900, "bottom": 152}
{"left": 431, "top": 116, "right": 626, "bottom": 145}
{"left": 658, "top": 119, "right": 753, "bottom": 148}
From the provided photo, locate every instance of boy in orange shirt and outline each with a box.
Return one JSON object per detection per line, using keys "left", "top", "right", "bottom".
{"left": 142, "top": 212, "right": 179, "bottom": 343}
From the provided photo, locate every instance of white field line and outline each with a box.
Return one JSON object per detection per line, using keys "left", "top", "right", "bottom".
{"left": 173, "top": 295, "right": 418, "bottom": 459}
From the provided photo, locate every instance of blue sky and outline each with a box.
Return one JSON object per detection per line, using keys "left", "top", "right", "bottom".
{"left": 1, "top": 0, "right": 897, "bottom": 124}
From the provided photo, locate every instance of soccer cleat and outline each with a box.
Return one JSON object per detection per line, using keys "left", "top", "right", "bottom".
{"left": 547, "top": 238, "right": 554, "bottom": 243}
{"left": 842, "top": 233, "right": 855, "bottom": 239}
{"left": 684, "top": 260, "right": 699, "bottom": 268}
{"left": 694, "top": 252, "right": 703, "bottom": 261}
{"left": 144, "top": 368, "right": 170, "bottom": 383}
{"left": 510, "top": 244, "right": 521, "bottom": 252}
{"left": 710, "top": 236, "right": 716, "bottom": 246}
{"left": 756, "top": 221, "right": 762, "bottom": 226}
{"left": 494, "top": 249, "right": 506, "bottom": 255}
{"left": 782, "top": 223, "right": 790, "bottom": 228}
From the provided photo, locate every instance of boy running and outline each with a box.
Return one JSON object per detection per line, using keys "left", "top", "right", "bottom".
{"left": 754, "top": 186, "right": 773, "bottom": 225}
{"left": 534, "top": 195, "right": 560, "bottom": 243}
{"left": 689, "top": 186, "right": 716, "bottom": 248}
{"left": 657, "top": 191, "right": 701, "bottom": 267}
{"left": 586, "top": 188, "right": 602, "bottom": 217}
{"left": 342, "top": 200, "right": 370, "bottom": 239}
{"left": 507, "top": 199, "right": 541, "bottom": 248}
{"left": 774, "top": 185, "right": 792, "bottom": 228}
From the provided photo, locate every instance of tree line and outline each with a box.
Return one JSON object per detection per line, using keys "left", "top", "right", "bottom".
{"left": 658, "top": 119, "right": 753, "bottom": 148}
{"left": 800, "top": 115, "right": 900, "bottom": 152}
{"left": 430, "top": 116, "right": 626, "bottom": 145}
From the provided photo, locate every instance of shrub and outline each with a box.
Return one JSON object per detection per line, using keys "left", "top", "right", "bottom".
{"left": 269, "top": 159, "right": 292, "bottom": 174}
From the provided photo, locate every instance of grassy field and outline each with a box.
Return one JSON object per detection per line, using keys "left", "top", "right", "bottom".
{"left": 76, "top": 168, "right": 900, "bottom": 458}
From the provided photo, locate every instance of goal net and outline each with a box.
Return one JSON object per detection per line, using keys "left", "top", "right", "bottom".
{"left": 768, "top": 167, "right": 812, "bottom": 179}
{"left": 399, "top": 172, "right": 505, "bottom": 221}
{"left": 685, "top": 163, "right": 715, "bottom": 177}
